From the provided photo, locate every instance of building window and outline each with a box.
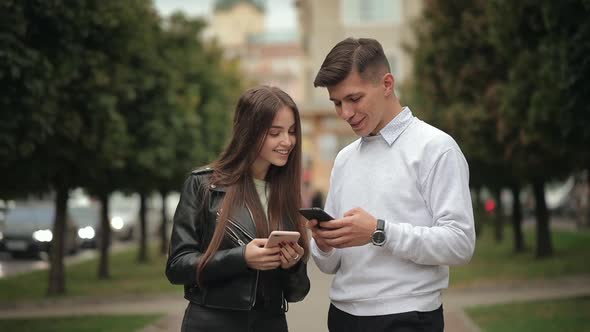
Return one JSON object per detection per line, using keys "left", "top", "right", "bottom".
{"left": 341, "top": 0, "right": 402, "bottom": 25}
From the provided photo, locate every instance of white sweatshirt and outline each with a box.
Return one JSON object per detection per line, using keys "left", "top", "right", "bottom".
{"left": 312, "top": 107, "right": 476, "bottom": 316}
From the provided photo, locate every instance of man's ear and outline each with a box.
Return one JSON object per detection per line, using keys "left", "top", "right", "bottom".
{"left": 382, "top": 73, "right": 395, "bottom": 96}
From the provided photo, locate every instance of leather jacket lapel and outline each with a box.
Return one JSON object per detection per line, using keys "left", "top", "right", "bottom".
{"left": 210, "top": 185, "right": 257, "bottom": 241}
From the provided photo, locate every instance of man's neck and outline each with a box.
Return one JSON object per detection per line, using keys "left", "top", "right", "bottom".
{"left": 379, "top": 100, "right": 403, "bottom": 130}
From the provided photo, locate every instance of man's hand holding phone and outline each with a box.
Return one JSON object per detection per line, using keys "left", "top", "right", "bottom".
{"left": 301, "top": 207, "right": 378, "bottom": 251}
{"left": 299, "top": 208, "right": 336, "bottom": 253}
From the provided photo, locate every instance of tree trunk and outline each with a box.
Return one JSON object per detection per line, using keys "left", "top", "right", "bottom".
{"left": 98, "top": 192, "right": 111, "bottom": 279}
{"left": 159, "top": 190, "right": 168, "bottom": 256}
{"left": 137, "top": 191, "right": 148, "bottom": 263}
{"left": 510, "top": 184, "right": 525, "bottom": 253}
{"left": 48, "top": 186, "right": 68, "bottom": 295}
{"left": 587, "top": 165, "right": 590, "bottom": 227}
{"left": 473, "top": 187, "right": 483, "bottom": 238}
{"left": 493, "top": 188, "right": 504, "bottom": 243}
{"left": 532, "top": 178, "right": 553, "bottom": 258}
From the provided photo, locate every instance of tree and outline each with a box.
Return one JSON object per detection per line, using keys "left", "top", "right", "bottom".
{"left": 404, "top": 0, "right": 519, "bottom": 245}
{"left": 538, "top": 0, "right": 590, "bottom": 226}
{"left": 487, "top": 0, "right": 582, "bottom": 257}
{"left": 79, "top": 0, "right": 159, "bottom": 279}
{"left": 152, "top": 13, "right": 243, "bottom": 255}
{"left": 0, "top": 0, "right": 157, "bottom": 293}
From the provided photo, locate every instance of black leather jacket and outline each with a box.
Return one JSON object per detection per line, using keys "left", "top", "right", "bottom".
{"left": 165, "top": 168, "right": 310, "bottom": 311}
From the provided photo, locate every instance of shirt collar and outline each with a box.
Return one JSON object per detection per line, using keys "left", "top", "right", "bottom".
{"left": 361, "top": 107, "right": 414, "bottom": 146}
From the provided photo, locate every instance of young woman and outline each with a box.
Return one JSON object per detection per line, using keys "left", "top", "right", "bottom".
{"left": 166, "top": 86, "right": 310, "bottom": 332}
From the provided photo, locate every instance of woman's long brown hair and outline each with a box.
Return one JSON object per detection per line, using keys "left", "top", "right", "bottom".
{"left": 196, "top": 86, "right": 308, "bottom": 287}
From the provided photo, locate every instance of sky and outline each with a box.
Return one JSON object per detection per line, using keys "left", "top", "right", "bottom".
{"left": 152, "top": 0, "right": 298, "bottom": 30}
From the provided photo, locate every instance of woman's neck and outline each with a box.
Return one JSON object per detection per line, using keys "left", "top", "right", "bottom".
{"left": 251, "top": 163, "right": 268, "bottom": 180}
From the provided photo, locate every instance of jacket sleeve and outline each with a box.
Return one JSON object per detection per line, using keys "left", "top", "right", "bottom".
{"left": 280, "top": 261, "right": 310, "bottom": 302}
{"left": 165, "top": 174, "right": 249, "bottom": 285}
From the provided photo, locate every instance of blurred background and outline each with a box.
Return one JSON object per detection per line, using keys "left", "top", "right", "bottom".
{"left": 0, "top": 1, "right": 589, "bottom": 331}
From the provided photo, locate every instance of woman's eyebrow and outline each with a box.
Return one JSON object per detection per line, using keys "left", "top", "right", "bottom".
{"left": 270, "top": 124, "right": 295, "bottom": 129}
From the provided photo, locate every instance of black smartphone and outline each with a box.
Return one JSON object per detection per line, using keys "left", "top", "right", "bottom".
{"left": 299, "top": 207, "right": 334, "bottom": 222}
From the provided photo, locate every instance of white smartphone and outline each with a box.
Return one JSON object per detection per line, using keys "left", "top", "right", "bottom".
{"left": 265, "top": 230, "right": 300, "bottom": 248}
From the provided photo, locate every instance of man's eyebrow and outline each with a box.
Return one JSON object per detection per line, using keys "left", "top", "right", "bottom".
{"left": 330, "top": 93, "right": 362, "bottom": 102}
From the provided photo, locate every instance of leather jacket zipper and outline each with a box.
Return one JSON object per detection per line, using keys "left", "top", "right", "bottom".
{"left": 219, "top": 209, "right": 254, "bottom": 246}
{"left": 226, "top": 218, "right": 255, "bottom": 241}
{"left": 225, "top": 225, "right": 246, "bottom": 246}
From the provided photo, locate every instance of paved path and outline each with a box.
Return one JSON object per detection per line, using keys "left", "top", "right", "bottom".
{"left": 1, "top": 261, "right": 589, "bottom": 332}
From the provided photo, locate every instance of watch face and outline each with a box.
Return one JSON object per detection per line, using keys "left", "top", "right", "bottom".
{"left": 372, "top": 231, "right": 386, "bottom": 245}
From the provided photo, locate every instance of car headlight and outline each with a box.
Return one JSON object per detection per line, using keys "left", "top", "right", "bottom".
{"left": 78, "top": 226, "right": 95, "bottom": 239}
{"left": 32, "top": 229, "right": 53, "bottom": 242}
{"left": 0, "top": 231, "right": 3, "bottom": 241}
{"left": 110, "top": 216, "right": 124, "bottom": 230}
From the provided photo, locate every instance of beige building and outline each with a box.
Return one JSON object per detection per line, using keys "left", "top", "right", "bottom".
{"left": 296, "top": 0, "right": 424, "bottom": 193}
{"left": 205, "top": 0, "right": 265, "bottom": 55}
{"left": 204, "top": 0, "right": 304, "bottom": 102}
{"left": 242, "top": 32, "right": 304, "bottom": 102}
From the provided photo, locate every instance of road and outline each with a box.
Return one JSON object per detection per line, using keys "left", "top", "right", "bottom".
{"left": 0, "top": 242, "right": 132, "bottom": 279}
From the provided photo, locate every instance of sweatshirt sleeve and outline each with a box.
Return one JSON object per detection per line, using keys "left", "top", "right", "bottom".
{"left": 384, "top": 147, "right": 476, "bottom": 266}
{"left": 311, "top": 238, "right": 342, "bottom": 274}
{"left": 310, "top": 182, "right": 342, "bottom": 274}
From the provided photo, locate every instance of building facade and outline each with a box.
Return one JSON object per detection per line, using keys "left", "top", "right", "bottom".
{"left": 204, "top": 0, "right": 304, "bottom": 102}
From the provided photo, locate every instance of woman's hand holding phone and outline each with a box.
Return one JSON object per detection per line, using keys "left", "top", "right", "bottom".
{"left": 244, "top": 238, "right": 281, "bottom": 270}
{"left": 263, "top": 231, "right": 303, "bottom": 269}
{"left": 244, "top": 231, "right": 303, "bottom": 270}
{"left": 279, "top": 242, "right": 304, "bottom": 269}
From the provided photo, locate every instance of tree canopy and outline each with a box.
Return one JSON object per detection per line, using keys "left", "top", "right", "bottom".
{"left": 0, "top": 0, "right": 244, "bottom": 294}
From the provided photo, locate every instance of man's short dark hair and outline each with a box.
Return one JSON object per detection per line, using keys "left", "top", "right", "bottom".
{"left": 313, "top": 37, "right": 390, "bottom": 87}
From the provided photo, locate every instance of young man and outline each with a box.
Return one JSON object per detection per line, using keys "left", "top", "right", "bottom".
{"left": 308, "top": 37, "right": 476, "bottom": 332}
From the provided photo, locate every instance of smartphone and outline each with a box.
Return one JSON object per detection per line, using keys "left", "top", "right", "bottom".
{"left": 265, "top": 230, "right": 300, "bottom": 248}
{"left": 299, "top": 207, "right": 334, "bottom": 222}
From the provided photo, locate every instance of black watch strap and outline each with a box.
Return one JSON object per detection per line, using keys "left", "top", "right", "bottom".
{"left": 376, "top": 219, "right": 385, "bottom": 231}
{"left": 372, "top": 219, "right": 386, "bottom": 246}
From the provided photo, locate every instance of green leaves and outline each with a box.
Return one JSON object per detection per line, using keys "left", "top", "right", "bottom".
{"left": 0, "top": 1, "right": 243, "bottom": 197}
{"left": 405, "top": 0, "right": 589, "bottom": 188}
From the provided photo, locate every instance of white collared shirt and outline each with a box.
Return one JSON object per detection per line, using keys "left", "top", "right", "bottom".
{"left": 312, "top": 107, "right": 476, "bottom": 316}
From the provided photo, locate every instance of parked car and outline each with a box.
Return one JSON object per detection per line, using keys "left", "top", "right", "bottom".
{"left": 109, "top": 205, "right": 138, "bottom": 241}
{"left": 108, "top": 192, "right": 142, "bottom": 241}
{"left": 2, "top": 204, "right": 80, "bottom": 258}
{"left": 69, "top": 190, "right": 142, "bottom": 245}
{"left": 69, "top": 204, "right": 101, "bottom": 248}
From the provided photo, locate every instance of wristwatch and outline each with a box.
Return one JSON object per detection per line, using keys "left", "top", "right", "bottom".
{"left": 371, "top": 219, "right": 386, "bottom": 246}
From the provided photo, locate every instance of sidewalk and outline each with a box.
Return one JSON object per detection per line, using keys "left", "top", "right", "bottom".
{"left": 1, "top": 264, "right": 589, "bottom": 332}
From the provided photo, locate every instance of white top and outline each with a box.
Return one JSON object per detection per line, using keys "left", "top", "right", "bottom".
{"left": 312, "top": 107, "right": 476, "bottom": 316}
{"left": 253, "top": 178, "right": 268, "bottom": 218}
